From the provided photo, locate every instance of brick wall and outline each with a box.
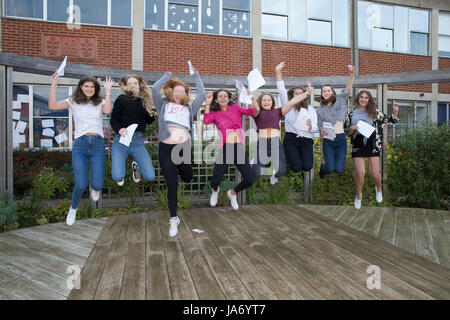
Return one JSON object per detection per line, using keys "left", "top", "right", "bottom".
{"left": 1, "top": 18, "right": 132, "bottom": 69}
{"left": 359, "top": 50, "right": 432, "bottom": 93}
{"left": 262, "top": 40, "right": 352, "bottom": 78}
{"left": 439, "top": 57, "right": 450, "bottom": 94}
{"left": 144, "top": 30, "right": 252, "bottom": 76}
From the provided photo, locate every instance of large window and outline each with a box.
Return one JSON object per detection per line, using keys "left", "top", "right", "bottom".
{"left": 145, "top": 0, "right": 251, "bottom": 37}
{"left": 439, "top": 12, "right": 450, "bottom": 58}
{"left": 438, "top": 103, "right": 450, "bottom": 125}
{"left": 262, "top": 0, "right": 349, "bottom": 47}
{"left": 4, "top": 0, "right": 132, "bottom": 27}
{"left": 388, "top": 101, "right": 429, "bottom": 138}
{"left": 358, "top": 1, "right": 429, "bottom": 55}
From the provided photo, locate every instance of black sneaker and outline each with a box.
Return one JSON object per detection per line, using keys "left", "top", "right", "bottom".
{"left": 319, "top": 164, "right": 325, "bottom": 179}
{"left": 132, "top": 161, "right": 141, "bottom": 183}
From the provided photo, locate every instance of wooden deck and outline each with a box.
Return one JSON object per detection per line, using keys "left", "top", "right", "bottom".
{"left": 66, "top": 205, "right": 450, "bottom": 300}
{"left": 0, "top": 205, "right": 448, "bottom": 300}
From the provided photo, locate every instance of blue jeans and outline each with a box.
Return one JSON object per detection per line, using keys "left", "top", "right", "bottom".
{"left": 322, "top": 133, "right": 347, "bottom": 174}
{"left": 251, "top": 137, "right": 287, "bottom": 179}
{"left": 111, "top": 131, "right": 155, "bottom": 182}
{"left": 71, "top": 135, "right": 106, "bottom": 209}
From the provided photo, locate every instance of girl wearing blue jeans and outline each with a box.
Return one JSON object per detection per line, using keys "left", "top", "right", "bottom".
{"left": 316, "top": 65, "right": 356, "bottom": 178}
{"left": 110, "top": 75, "right": 156, "bottom": 186}
{"left": 49, "top": 73, "right": 113, "bottom": 226}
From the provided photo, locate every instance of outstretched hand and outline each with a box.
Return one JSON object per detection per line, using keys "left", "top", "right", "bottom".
{"left": 348, "top": 65, "right": 356, "bottom": 73}
{"left": 50, "top": 72, "right": 59, "bottom": 84}
{"left": 276, "top": 62, "right": 286, "bottom": 72}
{"left": 102, "top": 76, "right": 115, "bottom": 93}
{"left": 205, "top": 92, "right": 213, "bottom": 105}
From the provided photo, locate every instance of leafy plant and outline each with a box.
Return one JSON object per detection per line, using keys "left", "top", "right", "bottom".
{"left": 31, "top": 167, "right": 70, "bottom": 203}
{"left": 156, "top": 185, "right": 193, "bottom": 210}
{"left": 0, "top": 191, "right": 19, "bottom": 232}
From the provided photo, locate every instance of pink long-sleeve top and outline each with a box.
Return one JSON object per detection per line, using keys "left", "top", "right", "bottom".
{"left": 204, "top": 104, "right": 255, "bottom": 148}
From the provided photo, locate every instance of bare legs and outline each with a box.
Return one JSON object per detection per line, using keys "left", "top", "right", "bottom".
{"left": 352, "top": 156, "right": 382, "bottom": 200}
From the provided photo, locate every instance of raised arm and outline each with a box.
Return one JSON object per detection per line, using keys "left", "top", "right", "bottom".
{"left": 345, "top": 65, "right": 356, "bottom": 94}
{"left": 388, "top": 101, "right": 400, "bottom": 124}
{"left": 101, "top": 76, "right": 114, "bottom": 114}
{"left": 276, "top": 62, "right": 289, "bottom": 107}
{"left": 203, "top": 92, "right": 215, "bottom": 124}
{"left": 152, "top": 72, "right": 172, "bottom": 113}
{"left": 49, "top": 72, "right": 70, "bottom": 110}
{"left": 281, "top": 82, "right": 312, "bottom": 116}
{"left": 191, "top": 70, "right": 206, "bottom": 116}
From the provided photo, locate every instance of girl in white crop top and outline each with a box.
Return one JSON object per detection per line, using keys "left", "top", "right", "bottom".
{"left": 49, "top": 72, "right": 113, "bottom": 227}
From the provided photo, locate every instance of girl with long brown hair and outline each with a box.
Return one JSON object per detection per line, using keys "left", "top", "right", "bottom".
{"left": 345, "top": 90, "right": 399, "bottom": 209}
{"left": 110, "top": 75, "right": 156, "bottom": 186}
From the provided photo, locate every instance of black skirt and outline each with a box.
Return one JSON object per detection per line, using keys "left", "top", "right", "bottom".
{"left": 351, "top": 132, "right": 380, "bottom": 158}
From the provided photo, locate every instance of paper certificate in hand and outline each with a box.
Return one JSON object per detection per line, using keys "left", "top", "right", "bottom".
{"left": 56, "top": 56, "right": 67, "bottom": 77}
{"left": 164, "top": 103, "right": 190, "bottom": 128}
{"left": 235, "top": 80, "right": 253, "bottom": 105}
{"left": 294, "top": 108, "right": 310, "bottom": 132}
{"left": 247, "top": 68, "right": 266, "bottom": 92}
{"left": 322, "top": 122, "right": 335, "bottom": 141}
{"left": 356, "top": 120, "right": 375, "bottom": 138}
{"left": 119, "top": 124, "right": 138, "bottom": 147}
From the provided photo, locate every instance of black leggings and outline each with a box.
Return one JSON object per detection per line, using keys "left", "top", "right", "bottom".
{"left": 211, "top": 143, "right": 255, "bottom": 193}
{"left": 283, "top": 132, "right": 314, "bottom": 172}
{"left": 159, "top": 141, "right": 193, "bottom": 218}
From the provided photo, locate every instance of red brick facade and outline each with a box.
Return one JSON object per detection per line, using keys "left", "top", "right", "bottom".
{"left": 1, "top": 18, "right": 132, "bottom": 69}
{"left": 143, "top": 30, "right": 252, "bottom": 76}
{"left": 439, "top": 57, "right": 450, "bottom": 94}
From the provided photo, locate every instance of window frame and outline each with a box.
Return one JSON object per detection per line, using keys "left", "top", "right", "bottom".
{"left": 3, "top": 0, "right": 133, "bottom": 28}
{"left": 438, "top": 11, "right": 450, "bottom": 58}
{"left": 144, "top": 0, "right": 252, "bottom": 38}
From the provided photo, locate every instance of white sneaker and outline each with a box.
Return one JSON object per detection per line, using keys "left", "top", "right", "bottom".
{"left": 132, "top": 161, "right": 141, "bottom": 183}
{"left": 116, "top": 179, "right": 124, "bottom": 186}
{"left": 270, "top": 169, "right": 279, "bottom": 185}
{"left": 227, "top": 190, "right": 239, "bottom": 210}
{"left": 66, "top": 207, "right": 77, "bottom": 226}
{"left": 375, "top": 187, "right": 383, "bottom": 203}
{"left": 210, "top": 187, "right": 219, "bottom": 207}
{"left": 91, "top": 189, "right": 100, "bottom": 202}
{"left": 169, "top": 216, "right": 180, "bottom": 237}
{"left": 354, "top": 195, "right": 362, "bottom": 210}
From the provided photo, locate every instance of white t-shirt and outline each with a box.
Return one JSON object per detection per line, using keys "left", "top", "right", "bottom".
{"left": 164, "top": 102, "right": 191, "bottom": 129}
{"left": 285, "top": 105, "right": 318, "bottom": 139}
{"left": 65, "top": 98, "right": 106, "bottom": 139}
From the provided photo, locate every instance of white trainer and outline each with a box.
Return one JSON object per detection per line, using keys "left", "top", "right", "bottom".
{"left": 169, "top": 216, "right": 180, "bottom": 237}
{"left": 132, "top": 161, "right": 141, "bottom": 183}
{"left": 227, "top": 190, "right": 239, "bottom": 210}
{"left": 270, "top": 169, "right": 279, "bottom": 185}
{"left": 91, "top": 189, "right": 100, "bottom": 202}
{"left": 210, "top": 187, "right": 219, "bottom": 207}
{"left": 116, "top": 179, "right": 124, "bottom": 186}
{"left": 354, "top": 195, "right": 362, "bottom": 210}
{"left": 375, "top": 187, "right": 383, "bottom": 203}
{"left": 66, "top": 207, "right": 77, "bottom": 226}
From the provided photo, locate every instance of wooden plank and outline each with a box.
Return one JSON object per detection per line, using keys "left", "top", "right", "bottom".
{"left": 377, "top": 207, "right": 398, "bottom": 245}
{"left": 0, "top": 267, "right": 65, "bottom": 300}
{"left": 438, "top": 211, "right": 450, "bottom": 234}
{"left": 426, "top": 210, "right": 450, "bottom": 269}
{"left": 0, "top": 288, "right": 22, "bottom": 300}
{"left": 243, "top": 206, "right": 378, "bottom": 300}
{"left": 157, "top": 211, "right": 199, "bottom": 300}
{"left": 396, "top": 208, "right": 416, "bottom": 254}
{"left": 412, "top": 208, "right": 440, "bottom": 264}
{"left": 220, "top": 208, "right": 325, "bottom": 299}
{"left": 323, "top": 206, "right": 349, "bottom": 221}
{"left": 350, "top": 207, "right": 372, "bottom": 231}
{"left": 94, "top": 214, "right": 132, "bottom": 300}
{"left": 186, "top": 209, "right": 278, "bottom": 300}
{"left": 284, "top": 206, "right": 450, "bottom": 299}
{"left": 29, "top": 224, "right": 98, "bottom": 248}
{"left": 363, "top": 207, "right": 386, "bottom": 238}
{"left": 269, "top": 205, "right": 434, "bottom": 300}
{"left": 120, "top": 214, "right": 146, "bottom": 300}
{"left": 68, "top": 217, "right": 121, "bottom": 300}
{"left": 174, "top": 210, "right": 227, "bottom": 300}
{"left": 145, "top": 212, "right": 172, "bottom": 300}
{"left": 338, "top": 206, "right": 360, "bottom": 225}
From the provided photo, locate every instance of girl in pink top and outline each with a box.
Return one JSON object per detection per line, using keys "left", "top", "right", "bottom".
{"left": 204, "top": 89, "right": 257, "bottom": 210}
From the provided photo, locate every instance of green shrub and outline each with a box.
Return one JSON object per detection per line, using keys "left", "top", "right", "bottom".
{"left": 387, "top": 120, "right": 450, "bottom": 210}
{"left": 247, "top": 178, "right": 295, "bottom": 205}
{"left": 0, "top": 192, "right": 19, "bottom": 232}
{"left": 156, "top": 185, "right": 193, "bottom": 210}
{"left": 203, "top": 179, "right": 236, "bottom": 207}
{"left": 31, "top": 167, "right": 71, "bottom": 203}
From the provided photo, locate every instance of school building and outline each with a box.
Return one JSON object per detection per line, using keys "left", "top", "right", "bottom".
{"left": 1, "top": 0, "right": 450, "bottom": 150}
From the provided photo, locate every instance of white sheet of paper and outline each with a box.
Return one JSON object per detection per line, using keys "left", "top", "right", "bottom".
{"left": 42, "top": 119, "right": 55, "bottom": 128}
{"left": 188, "top": 60, "right": 195, "bottom": 75}
{"left": 239, "top": 88, "right": 253, "bottom": 105}
{"left": 119, "top": 124, "right": 138, "bottom": 147}
{"left": 247, "top": 68, "right": 266, "bottom": 92}
{"left": 356, "top": 120, "right": 375, "bottom": 138}
{"left": 235, "top": 80, "right": 245, "bottom": 92}
{"left": 17, "top": 94, "right": 29, "bottom": 102}
{"left": 42, "top": 128, "right": 55, "bottom": 137}
{"left": 192, "top": 229, "right": 204, "bottom": 234}
{"left": 54, "top": 132, "right": 68, "bottom": 144}
{"left": 57, "top": 56, "right": 67, "bottom": 77}
{"left": 16, "top": 121, "right": 27, "bottom": 134}
{"left": 13, "top": 131, "right": 24, "bottom": 148}
{"left": 40, "top": 139, "right": 53, "bottom": 148}
{"left": 323, "top": 121, "right": 335, "bottom": 141}
{"left": 13, "top": 111, "right": 21, "bottom": 121}
{"left": 294, "top": 108, "right": 310, "bottom": 132}
{"left": 13, "top": 101, "right": 22, "bottom": 109}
